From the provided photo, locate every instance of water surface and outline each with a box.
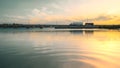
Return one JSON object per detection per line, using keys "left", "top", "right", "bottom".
{"left": 0, "top": 29, "right": 120, "bottom": 68}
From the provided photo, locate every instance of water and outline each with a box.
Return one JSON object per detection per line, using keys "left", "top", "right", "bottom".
{"left": 0, "top": 29, "right": 120, "bottom": 68}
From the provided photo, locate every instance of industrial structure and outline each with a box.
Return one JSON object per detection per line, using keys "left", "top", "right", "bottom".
{"left": 69, "top": 22, "right": 83, "bottom": 26}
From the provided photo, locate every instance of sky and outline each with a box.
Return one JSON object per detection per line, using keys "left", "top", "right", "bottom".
{"left": 0, "top": 0, "right": 120, "bottom": 25}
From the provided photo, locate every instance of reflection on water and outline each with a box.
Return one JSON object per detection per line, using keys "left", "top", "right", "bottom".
{"left": 70, "top": 30, "right": 84, "bottom": 35}
{"left": 70, "top": 30, "right": 94, "bottom": 36}
{"left": 0, "top": 30, "right": 120, "bottom": 68}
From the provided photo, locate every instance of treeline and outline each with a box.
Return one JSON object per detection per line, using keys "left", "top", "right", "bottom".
{"left": 0, "top": 23, "right": 43, "bottom": 28}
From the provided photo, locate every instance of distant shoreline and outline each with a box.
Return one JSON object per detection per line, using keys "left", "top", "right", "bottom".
{"left": 0, "top": 24, "right": 120, "bottom": 29}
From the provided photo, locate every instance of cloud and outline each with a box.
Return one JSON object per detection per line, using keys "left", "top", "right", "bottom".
{"left": 0, "top": 15, "right": 29, "bottom": 24}
{"left": 94, "top": 15, "right": 113, "bottom": 21}
{"left": 32, "top": 9, "right": 40, "bottom": 15}
{"left": 1, "top": 0, "right": 120, "bottom": 25}
{"left": 82, "top": 15, "right": 117, "bottom": 22}
{"left": 29, "top": 8, "right": 50, "bottom": 24}
{"left": 32, "top": 8, "right": 48, "bottom": 17}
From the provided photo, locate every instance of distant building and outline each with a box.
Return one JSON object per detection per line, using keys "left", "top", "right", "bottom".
{"left": 85, "top": 23, "right": 94, "bottom": 26}
{"left": 69, "top": 22, "right": 83, "bottom": 26}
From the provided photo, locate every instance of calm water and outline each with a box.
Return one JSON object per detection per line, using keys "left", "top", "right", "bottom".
{"left": 0, "top": 29, "right": 120, "bottom": 68}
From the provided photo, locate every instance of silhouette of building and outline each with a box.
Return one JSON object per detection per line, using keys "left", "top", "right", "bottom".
{"left": 85, "top": 23, "right": 94, "bottom": 26}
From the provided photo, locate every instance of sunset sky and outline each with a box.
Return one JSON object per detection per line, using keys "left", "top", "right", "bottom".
{"left": 0, "top": 0, "right": 120, "bottom": 25}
